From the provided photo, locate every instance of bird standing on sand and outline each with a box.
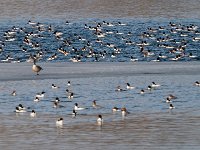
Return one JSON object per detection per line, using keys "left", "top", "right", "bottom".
{"left": 32, "top": 60, "right": 43, "bottom": 75}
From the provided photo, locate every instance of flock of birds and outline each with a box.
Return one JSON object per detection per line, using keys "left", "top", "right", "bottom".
{"left": 2, "top": 19, "right": 200, "bottom": 127}
{"left": 0, "top": 19, "right": 200, "bottom": 63}
{"left": 12, "top": 78, "right": 200, "bottom": 127}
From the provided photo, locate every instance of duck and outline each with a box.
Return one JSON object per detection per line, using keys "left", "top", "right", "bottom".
{"left": 126, "top": 83, "right": 135, "bottom": 90}
{"left": 18, "top": 104, "right": 26, "bottom": 110}
{"left": 53, "top": 101, "right": 59, "bottom": 108}
{"left": 74, "top": 103, "right": 85, "bottom": 111}
{"left": 147, "top": 85, "right": 153, "bottom": 91}
{"left": 32, "top": 60, "right": 43, "bottom": 75}
{"left": 115, "top": 86, "right": 125, "bottom": 92}
{"left": 112, "top": 107, "right": 121, "bottom": 112}
{"left": 53, "top": 98, "right": 64, "bottom": 108}
{"left": 68, "top": 92, "right": 74, "bottom": 99}
{"left": 194, "top": 81, "right": 200, "bottom": 86}
{"left": 11, "top": 90, "right": 16, "bottom": 96}
{"left": 140, "top": 89, "right": 145, "bottom": 94}
{"left": 169, "top": 104, "right": 175, "bottom": 109}
{"left": 97, "top": 115, "right": 103, "bottom": 125}
{"left": 15, "top": 104, "right": 26, "bottom": 113}
{"left": 92, "top": 100, "right": 102, "bottom": 108}
{"left": 151, "top": 82, "right": 161, "bottom": 88}
{"left": 166, "top": 97, "right": 172, "bottom": 103}
{"left": 56, "top": 117, "right": 63, "bottom": 126}
{"left": 51, "top": 84, "right": 60, "bottom": 89}
{"left": 35, "top": 91, "right": 45, "bottom": 98}
{"left": 30, "top": 110, "right": 36, "bottom": 117}
{"left": 72, "top": 109, "right": 77, "bottom": 117}
{"left": 34, "top": 96, "right": 40, "bottom": 102}
{"left": 167, "top": 94, "right": 177, "bottom": 100}
{"left": 67, "top": 81, "right": 71, "bottom": 86}
{"left": 15, "top": 107, "right": 26, "bottom": 113}
{"left": 121, "top": 107, "right": 129, "bottom": 116}
{"left": 54, "top": 97, "right": 60, "bottom": 103}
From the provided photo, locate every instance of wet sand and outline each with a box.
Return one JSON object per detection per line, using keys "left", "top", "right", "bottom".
{"left": 1, "top": 61, "right": 200, "bottom": 81}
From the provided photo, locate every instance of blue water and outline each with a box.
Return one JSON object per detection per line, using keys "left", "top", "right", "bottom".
{"left": 0, "top": 18, "right": 200, "bottom": 63}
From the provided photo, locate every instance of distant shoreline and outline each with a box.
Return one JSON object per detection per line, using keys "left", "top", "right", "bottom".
{"left": 1, "top": 61, "right": 200, "bottom": 81}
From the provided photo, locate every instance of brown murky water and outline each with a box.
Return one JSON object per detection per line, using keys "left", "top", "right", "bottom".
{"left": 0, "top": 0, "right": 199, "bottom": 20}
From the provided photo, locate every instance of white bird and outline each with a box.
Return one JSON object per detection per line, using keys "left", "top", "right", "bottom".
{"left": 30, "top": 110, "right": 36, "bottom": 117}
{"left": 112, "top": 107, "right": 121, "bottom": 112}
{"left": 34, "top": 96, "right": 40, "bottom": 102}
{"left": 97, "top": 115, "right": 103, "bottom": 125}
{"left": 74, "top": 103, "right": 85, "bottom": 111}
{"left": 126, "top": 83, "right": 135, "bottom": 90}
{"left": 140, "top": 89, "right": 145, "bottom": 94}
{"left": 11, "top": 90, "right": 16, "bottom": 96}
{"left": 72, "top": 109, "right": 77, "bottom": 117}
{"left": 67, "top": 81, "right": 71, "bottom": 86}
{"left": 151, "top": 82, "right": 161, "bottom": 88}
{"left": 56, "top": 117, "right": 63, "bottom": 126}
{"left": 15, "top": 105, "right": 26, "bottom": 113}
{"left": 35, "top": 91, "right": 45, "bottom": 98}
{"left": 169, "top": 104, "right": 175, "bottom": 109}
{"left": 194, "top": 81, "right": 200, "bottom": 86}
{"left": 51, "top": 84, "right": 60, "bottom": 89}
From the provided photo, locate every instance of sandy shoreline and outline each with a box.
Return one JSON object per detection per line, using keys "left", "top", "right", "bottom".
{"left": 0, "top": 61, "right": 200, "bottom": 81}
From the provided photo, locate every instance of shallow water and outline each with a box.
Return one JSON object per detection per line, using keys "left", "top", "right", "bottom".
{"left": 1, "top": 0, "right": 200, "bottom": 149}
{"left": 0, "top": 62, "right": 200, "bottom": 149}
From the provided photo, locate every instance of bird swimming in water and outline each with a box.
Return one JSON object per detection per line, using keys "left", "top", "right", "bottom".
{"left": 97, "top": 115, "right": 103, "bottom": 125}
{"left": 56, "top": 117, "right": 64, "bottom": 126}
{"left": 30, "top": 110, "right": 36, "bottom": 117}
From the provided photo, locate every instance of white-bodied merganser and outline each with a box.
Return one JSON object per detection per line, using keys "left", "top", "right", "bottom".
{"left": 68, "top": 92, "right": 74, "bottom": 99}
{"left": 112, "top": 107, "right": 121, "bottom": 112}
{"left": 67, "top": 81, "right": 71, "bottom": 86}
{"left": 15, "top": 107, "right": 26, "bottom": 113}
{"left": 97, "top": 115, "right": 103, "bottom": 125}
{"left": 166, "top": 97, "right": 172, "bottom": 103}
{"left": 56, "top": 117, "right": 63, "bottom": 126}
{"left": 72, "top": 109, "right": 77, "bottom": 117}
{"left": 30, "top": 110, "right": 36, "bottom": 117}
{"left": 74, "top": 103, "right": 85, "bottom": 111}
{"left": 151, "top": 82, "right": 161, "bottom": 88}
{"left": 15, "top": 104, "right": 26, "bottom": 113}
{"left": 194, "top": 81, "right": 200, "bottom": 86}
{"left": 169, "top": 104, "right": 175, "bottom": 109}
{"left": 35, "top": 91, "right": 45, "bottom": 98}
{"left": 11, "top": 90, "right": 16, "bottom": 96}
{"left": 140, "top": 89, "right": 145, "bottom": 94}
{"left": 126, "top": 83, "right": 135, "bottom": 90}
{"left": 34, "top": 96, "right": 40, "bottom": 102}
{"left": 52, "top": 84, "right": 60, "bottom": 89}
